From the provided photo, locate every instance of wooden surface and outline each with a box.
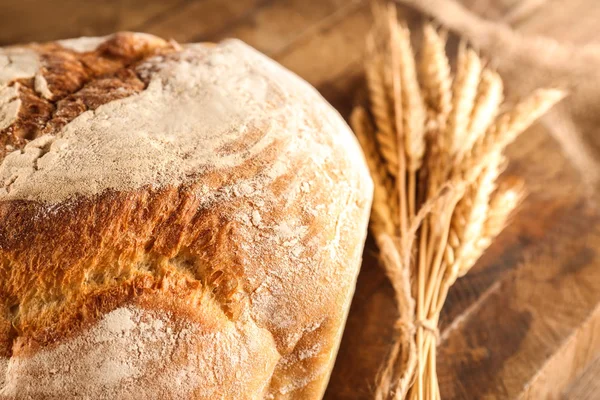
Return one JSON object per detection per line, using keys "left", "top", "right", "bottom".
{"left": 1, "top": 0, "right": 599, "bottom": 398}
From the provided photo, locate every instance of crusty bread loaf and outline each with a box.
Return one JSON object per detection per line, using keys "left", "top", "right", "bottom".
{"left": 0, "top": 33, "right": 373, "bottom": 399}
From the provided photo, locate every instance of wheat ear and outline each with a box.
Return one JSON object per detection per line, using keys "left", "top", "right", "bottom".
{"left": 446, "top": 43, "right": 482, "bottom": 156}
{"left": 419, "top": 24, "right": 452, "bottom": 126}
{"left": 460, "top": 178, "right": 526, "bottom": 276}
{"left": 448, "top": 153, "right": 503, "bottom": 278}
{"left": 351, "top": 107, "right": 397, "bottom": 236}
{"left": 393, "top": 23, "right": 426, "bottom": 172}
{"left": 459, "top": 88, "right": 565, "bottom": 183}
{"left": 494, "top": 88, "right": 566, "bottom": 145}
{"left": 365, "top": 56, "right": 399, "bottom": 178}
{"left": 464, "top": 69, "right": 503, "bottom": 154}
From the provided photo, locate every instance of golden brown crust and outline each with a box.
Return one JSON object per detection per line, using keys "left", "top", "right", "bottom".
{"left": 0, "top": 32, "right": 172, "bottom": 159}
{"left": 0, "top": 33, "right": 373, "bottom": 399}
{"left": 0, "top": 157, "right": 279, "bottom": 355}
{"left": 0, "top": 33, "right": 178, "bottom": 361}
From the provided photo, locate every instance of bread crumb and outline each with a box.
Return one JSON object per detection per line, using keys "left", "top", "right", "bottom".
{"left": 251, "top": 210, "right": 262, "bottom": 227}
{"left": 34, "top": 72, "right": 52, "bottom": 99}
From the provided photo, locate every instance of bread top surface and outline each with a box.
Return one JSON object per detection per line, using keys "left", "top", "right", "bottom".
{"left": 0, "top": 33, "right": 372, "bottom": 399}
{"left": 0, "top": 34, "right": 366, "bottom": 203}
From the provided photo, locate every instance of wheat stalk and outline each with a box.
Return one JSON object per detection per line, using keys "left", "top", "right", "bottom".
{"left": 355, "top": 6, "right": 564, "bottom": 400}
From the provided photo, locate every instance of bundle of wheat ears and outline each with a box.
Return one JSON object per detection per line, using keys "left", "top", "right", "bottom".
{"left": 351, "top": 5, "right": 565, "bottom": 400}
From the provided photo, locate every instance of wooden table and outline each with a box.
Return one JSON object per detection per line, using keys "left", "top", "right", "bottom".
{"left": 2, "top": 0, "right": 599, "bottom": 398}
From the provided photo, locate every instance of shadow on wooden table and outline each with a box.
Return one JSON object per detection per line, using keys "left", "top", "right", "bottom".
{"left": 1, "top": 0, "right": 599, "bottom": 398}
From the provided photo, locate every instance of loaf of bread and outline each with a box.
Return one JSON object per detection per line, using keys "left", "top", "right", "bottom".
{"left": 0, "top": 33, "right": 372, "bottom": 399}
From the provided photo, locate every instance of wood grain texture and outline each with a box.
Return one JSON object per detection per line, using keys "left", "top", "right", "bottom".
{"left": 563, "top": 355, "right": 600, "bottom": 400}
{"left": 513, "top": 0, "right": 600, "bottom": 42}
{"left": 139, "top": 0, "right": 267, "bottom": 43}
{"left": 0, "top": 0, "right": 598, "bottom": 398}
{"left": 0, "top": 0, "right": 182, "bottom": 45}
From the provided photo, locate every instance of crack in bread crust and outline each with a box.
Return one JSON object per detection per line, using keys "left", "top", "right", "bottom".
{"left": 0, "top": 32, "right": 173, "bottom": 161}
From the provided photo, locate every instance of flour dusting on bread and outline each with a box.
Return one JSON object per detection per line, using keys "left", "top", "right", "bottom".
{"left": 0, "top": 48, "right": 39, "bottom": 84}
{"left": 0, "top": 85, "right": 21, "bottom": 131}
{"left": 1, "top": 306, "right": 279, "bottom": 399}
{"left": 0, "top": 40, "right": 358, "bottom": 204}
